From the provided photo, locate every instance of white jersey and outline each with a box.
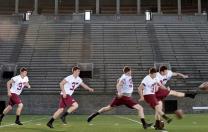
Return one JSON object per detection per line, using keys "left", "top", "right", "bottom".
{"left": 10, "top": 75, "right": 29, "bottom": 95}
{"left": 156, "top": 72, "right": 164, "bottom": 85}
{"left": 141, "top": 75, "right": 158, "bottom": 95}
{"left": 61, "top": 75, "right": 83, "bottom": 96}
{"left": 156, "top": 70, "right": 173, "bottom": 85}
{"left": 118, "top": 74, "right": 133, "bottom": 94}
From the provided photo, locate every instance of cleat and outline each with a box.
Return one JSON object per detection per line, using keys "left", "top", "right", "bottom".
{"left": 190, "top": 93, "right": 197, "bottom": 99}
{"left": 46, "top": 122, "right": 54, "bottom": 128}
{"left": 143, "top": 123, "right": 153, "bottom": 129}
{"left": 87, "top": 112, "right": 99, "bottom": 122}
{"left": 15, "top": 121, "right": 23, "bottom": 125}
{"left": 87, "top": 114, "right": 94, "bottom": 122}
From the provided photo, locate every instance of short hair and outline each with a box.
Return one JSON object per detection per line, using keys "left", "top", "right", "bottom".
{"left": 72, "top": 66, "right": 80, "bottom": 73}
{"left": 149, "top": 67, "right": 157, "bottom": 74}
{"left": 123, "top": 66, "right": 131, "bottom": 73}
{"left": 160, "top": 66, "right": 168, "bottom": 72}
{"left": 20, "top": 67, "right": 28, "bottom": 73}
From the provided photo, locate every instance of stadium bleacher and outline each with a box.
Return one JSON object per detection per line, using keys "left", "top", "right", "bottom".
{"left": 0, "top": 20, "right": 208, "bottom": 94}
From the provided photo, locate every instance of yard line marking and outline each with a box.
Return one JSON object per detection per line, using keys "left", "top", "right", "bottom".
{"left": 116, "top": 115, "right": 155, "bottom": 128}
{"left": 0, "top": 117, "right": 47, "bottom": 128}
{"left": 0, "top": 123, "right": 16, "bottom": 127}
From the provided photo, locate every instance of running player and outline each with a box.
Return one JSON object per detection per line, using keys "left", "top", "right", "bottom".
{"left": 0, "top": 67, "right": 31, "bottom": 125}
{"left": 46, "top": 66, "right": 94, "bottom": 128}
{"left": 87, "top": 66, "right": 152, "bottom": 129}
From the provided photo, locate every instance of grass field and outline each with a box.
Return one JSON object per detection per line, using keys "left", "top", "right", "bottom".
{"left": 0, "top": 114, "right": 208, "bottom": 132}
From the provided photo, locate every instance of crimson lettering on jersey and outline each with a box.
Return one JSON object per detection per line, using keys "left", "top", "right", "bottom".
{"left": 10, "top": 75, "right": 29, "bottom": 95}
{"left": 17, "top": 83, "right": 23, "bottom": 90}
{"left": 61, "top": 75, "right": 83, "bottom": 96}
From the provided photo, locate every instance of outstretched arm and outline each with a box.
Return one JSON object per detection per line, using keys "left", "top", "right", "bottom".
{"left": 80, "top": 82, "right": 94, "bottom": 92}
{"left": 172, "top": 72, "right": 188, "bottom": 79}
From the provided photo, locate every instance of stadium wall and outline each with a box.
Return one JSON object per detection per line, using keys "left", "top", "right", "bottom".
{"left": 0, "top": 94, "right": 207, "bottom": 115}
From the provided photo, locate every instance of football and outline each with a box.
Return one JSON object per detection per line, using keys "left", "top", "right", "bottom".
{"left": 199, "top": 82, "right": 208, "bottom": 91}
{"left": 175, "top": 109, "right": 184, "bottom": 119}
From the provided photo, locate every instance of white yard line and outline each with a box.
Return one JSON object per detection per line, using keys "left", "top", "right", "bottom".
{"left": 116, "top": 115, "right": 155, "bottom": 128}
{"left": 0, "top": 117, "right": 47, "bottom": 128}
{"left": 116, "top": 116, "right": 143, "bottom": 125}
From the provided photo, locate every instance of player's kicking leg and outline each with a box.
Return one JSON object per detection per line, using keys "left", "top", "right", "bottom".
{"left": 169, "top": 90, "right": 197, "bottom": 99}
{"left": 47, "top": 108, "right": 64, "bottom": 128}
{"left": 0, "top": 105, "right": 13, "bottom": 125}
{"left": 60, "top": 102, "right": 79, "bottom": 124}
{"left": 87, "top": 105, "right": 114, "bottom": 122}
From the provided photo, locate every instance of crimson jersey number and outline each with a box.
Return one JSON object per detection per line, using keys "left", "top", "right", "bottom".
{"left": 151, "top": 83, "right": 157, "bottom": 93}
{"left": 70, "top": 82, "right": 76, "bottom": 91}
{"left": 17, "top": 83, "right": 23, "bottom": 90}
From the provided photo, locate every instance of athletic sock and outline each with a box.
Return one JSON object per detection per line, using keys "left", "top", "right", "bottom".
{"left": 87, "top": 111, "right": 100, "bottom": 122}
{"left": 48, "top": 117, "right": 55, "bottom": 124}
{"left": 62, "top": 112, "right": 69, "bottom": 118}
{"left": 162, "top": 114, "right": 169, "bottom": 120}
{"left": 16, "top": 115, "right": 20, "bottom": 122}
{"left": 93, "top": 112, "right": 100, "bottom": 117}
{"left": 185, "top": 93, "right": 197, "bottom": 99}
{"left": 162, "top": 114, "right": 172, "bottom": 124}
{"left": 140, "top": 118, "right": 146, "bottom": 126}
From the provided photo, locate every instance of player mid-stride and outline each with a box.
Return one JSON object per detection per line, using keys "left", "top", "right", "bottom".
{"left": 47, "top": 66, "right": 94, "bottom": 128}
{"left": 87, "top": 66, "right": 152, "bottom": 129}
{"left": 0, "top": 67, "right": 31, "bottom": 125}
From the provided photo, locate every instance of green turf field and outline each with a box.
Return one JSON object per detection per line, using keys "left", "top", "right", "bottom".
{"left": 0, "top": 114, "right": 208, "bottom": 132}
